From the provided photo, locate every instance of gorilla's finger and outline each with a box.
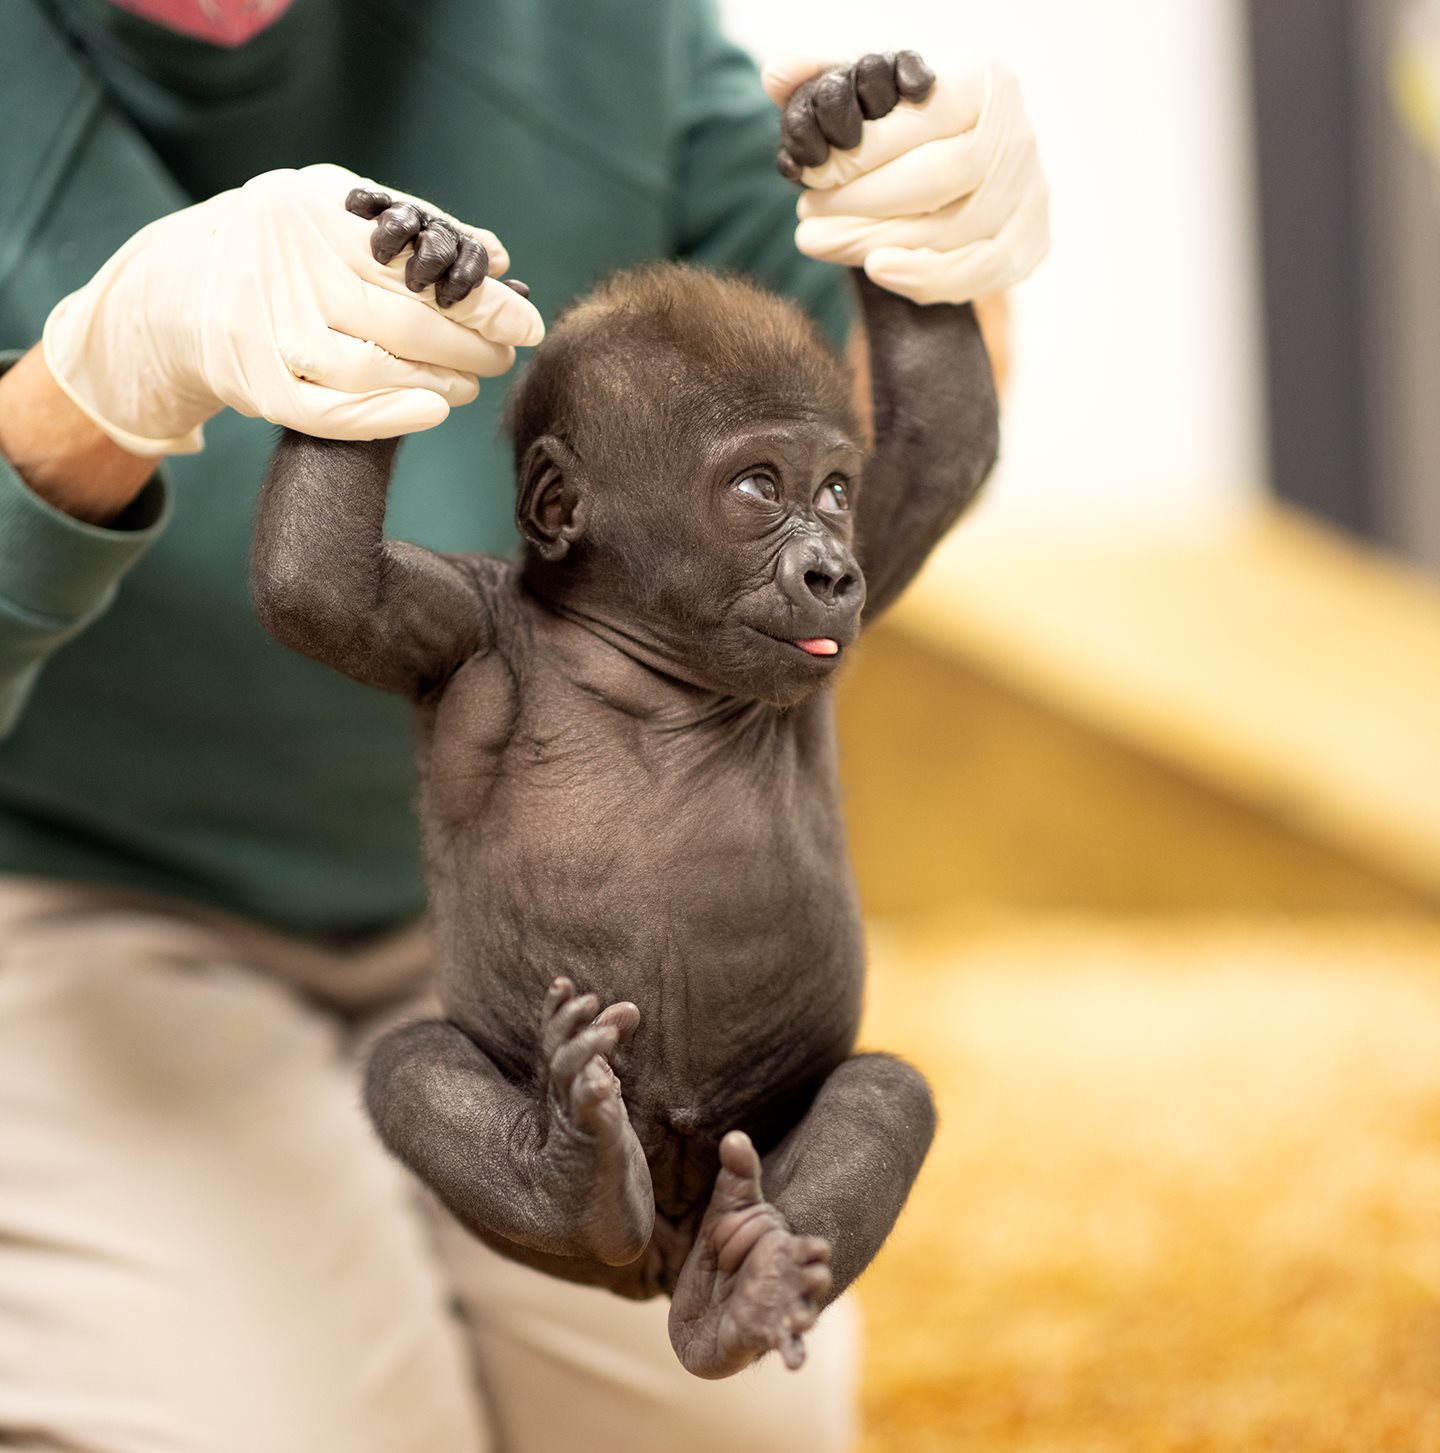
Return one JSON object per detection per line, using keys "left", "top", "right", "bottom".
{"left": 406, "top": 219, "right": 461, "bottom": 293}
{"left": 811, "top": 68, "right": 864, "bottom": 150}
{"left": 436, "top": 236, "right": 490, "bottom": 309}
{"left": 436, "top": 261, "right": 544, "bottom": 346}
{"left": 345, "top": 186, "right": 393, "bottom": 220}
{"left": 552, "top": 993, "right": 602, "bottom": 1046}
{"left": 776, "top": 149, "right": 803, "bottom": 184}
{"left": 500, "top": 278, "right": 531, "bottom": 298}
{"left": 854, "top": 52, "right": 901, "bottom": 120}
{"left": 594, "top": 1000, "right": 641, "bottom": 1047}
{"left": 545, "top": 977, "right": 577, "bottom": 1013}
{"left": 370, "top": 201, "right": 429, "bottom": 265}
{"left": 780, "top": 85, "right": 830, "bottom": 168}
{"left": 894, "top": 50, "right": 937, "bottom": 103}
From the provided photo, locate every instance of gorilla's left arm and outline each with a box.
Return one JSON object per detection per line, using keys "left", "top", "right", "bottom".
{"left": 251, "top": 432, "right": 496, "bottom": 699}
{"left": 771, "top": 53, "right": 1003, "bottom": 624}
{"left": 851, "top": 272, "right": 999, "bottom": 621}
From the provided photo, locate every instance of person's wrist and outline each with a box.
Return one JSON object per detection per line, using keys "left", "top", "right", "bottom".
{"left": 0, "top": 345, "right": 156, "bottom": 525}
{"left": 43, "top": 255, "right": 214, "bottom": 458}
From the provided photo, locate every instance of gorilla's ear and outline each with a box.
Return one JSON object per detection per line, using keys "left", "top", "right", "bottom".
{"left": 516, "top": 435, "right": 588, "bottom": 562}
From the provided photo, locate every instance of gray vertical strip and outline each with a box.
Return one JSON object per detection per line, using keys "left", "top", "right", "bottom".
{"left": 1247, "top": 0, "right": 1373, "bottom": 535}
{"left": 1352, "top": 0, "right": 1440, "bottom": 573}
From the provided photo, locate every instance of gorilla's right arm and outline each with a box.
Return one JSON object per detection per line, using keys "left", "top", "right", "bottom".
{"left": 251, "top": 431, "right": 496, "bottom": 699}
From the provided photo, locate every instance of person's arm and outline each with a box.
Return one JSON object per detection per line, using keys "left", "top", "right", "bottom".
{"left": 0, "top": 164, "right": 541, "bottom": 736}
{"left": 766, "top": 54, "right": 1049, "bottom": 309}
{"left": 671, "top": 9, "right": 1019, "bottom": 447}
{"left": 766, "top": 51, "right": 1044, "bottom": 414}
{"left": 0, "top": 345, "right": 155, "bottom": 524}
{"left": 0, "top": 346, "right": 169, "bottom": 736}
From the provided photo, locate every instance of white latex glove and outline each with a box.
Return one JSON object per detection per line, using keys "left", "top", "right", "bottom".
{"left": 762, "top": 55, "right": 1050, "bottom": 305}
{"left": 43, "top": 164, "right": 545, "bottom": 456}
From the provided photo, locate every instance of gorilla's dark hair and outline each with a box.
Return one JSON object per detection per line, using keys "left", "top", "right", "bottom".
{"left": 502, "top": 262, "right": 858, "bottom": 484}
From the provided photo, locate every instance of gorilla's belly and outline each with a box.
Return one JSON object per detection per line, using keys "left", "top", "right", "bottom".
{"left": 427, "top": 742, "right": 865, "bottom": 1139}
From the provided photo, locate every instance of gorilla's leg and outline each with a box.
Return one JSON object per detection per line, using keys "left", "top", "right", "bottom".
{"left": 365, "top": 978, "right": 654, "bottom": 1267}
{"left": 668, "top": 1053, "right": 934, "bottom": 1378}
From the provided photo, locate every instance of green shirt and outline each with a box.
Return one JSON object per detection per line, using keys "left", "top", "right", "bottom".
{"left": 0, "top": 0, "right": 850, "bottom": 939}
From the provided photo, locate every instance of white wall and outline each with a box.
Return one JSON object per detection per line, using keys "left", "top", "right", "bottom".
{"left": 719, "top": 0, "right": 1269, "bottom": 531}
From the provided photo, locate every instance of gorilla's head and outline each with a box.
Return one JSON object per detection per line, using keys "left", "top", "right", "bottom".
{"left": 505, "top": 263, "right": 866, "bottom": 708}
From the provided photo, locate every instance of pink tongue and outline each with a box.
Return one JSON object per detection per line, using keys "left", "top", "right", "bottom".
{"left": 795, "top": 638, "right": 840, "bottom": 657}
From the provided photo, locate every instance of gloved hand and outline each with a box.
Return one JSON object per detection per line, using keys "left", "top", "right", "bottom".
{"left": 43, "top": 163, "right": 545, "bottom": 456}
{"left": 763, "top": 54, "right": 1050, "bottom": 306}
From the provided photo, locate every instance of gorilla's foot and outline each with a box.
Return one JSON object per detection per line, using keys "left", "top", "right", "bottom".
{"left": 538, "top": 977, "right": 653, "bottom": 1266}
{"left": 668, "top": 1130, "right": 833, "bottom": 1378}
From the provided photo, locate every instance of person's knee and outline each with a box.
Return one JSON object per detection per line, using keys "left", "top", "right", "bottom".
{"left": 0, "top": 949, "right": 489, "bottom": 1453}
{"left": 678, "top": 1298, "right": 861, "bottom": 1453}
{"left": 446, "top": 1221, "right": 862, "bottom": 1453}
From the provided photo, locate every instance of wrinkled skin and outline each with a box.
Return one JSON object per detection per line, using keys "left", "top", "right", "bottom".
{"left": 251, "top": 56, "right": 996, "bottom": 1379}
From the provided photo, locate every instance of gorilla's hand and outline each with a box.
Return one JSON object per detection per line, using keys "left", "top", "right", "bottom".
{"left": 774, "top": 52, "right": 935, "bottom": 181}
{"left": 767, "top": 53, "right": 1050, "bottom": 306}
{"left": 343, "top": 188, "right": 532, "bottom": 310}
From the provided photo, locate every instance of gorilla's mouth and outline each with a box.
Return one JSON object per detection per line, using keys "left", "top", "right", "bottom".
{"left": 748, "top": 627, "right": 846, "bottom": 662}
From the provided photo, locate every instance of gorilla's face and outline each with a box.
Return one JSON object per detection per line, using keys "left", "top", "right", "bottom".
{"left": 587, "top": 414, "right": 867, "bottom": 708}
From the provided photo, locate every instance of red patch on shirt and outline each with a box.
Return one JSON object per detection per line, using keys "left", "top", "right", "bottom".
{"left": 106, "top": 0, "right": 293, "bottom": 47}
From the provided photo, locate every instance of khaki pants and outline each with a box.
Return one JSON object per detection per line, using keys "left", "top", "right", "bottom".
{"left": 0, "top": 880, "right": 858, "bottom": 1453}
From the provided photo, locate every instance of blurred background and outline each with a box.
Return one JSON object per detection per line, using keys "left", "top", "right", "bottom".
{"left": 719, "top": 0, "right": 1440, "bottom": 1448}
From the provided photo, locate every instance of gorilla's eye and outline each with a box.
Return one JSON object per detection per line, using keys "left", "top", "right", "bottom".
{"left": 735, "top": 473, "right": 780, "bottom": 503}
{"left": 817, "top": 479, "right": 851, "bottom": 513}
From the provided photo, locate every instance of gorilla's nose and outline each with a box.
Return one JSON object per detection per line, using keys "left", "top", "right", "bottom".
{"left": 803, "top": 560, "right": 858, "bottom": 606}
{"left": 780, "top": 534, "right": 863, "bottom": 615}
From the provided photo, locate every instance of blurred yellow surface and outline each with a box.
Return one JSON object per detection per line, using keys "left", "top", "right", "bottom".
{"left": 856, "top": 916, "right": 1440, "bottom": 1453}
{"left": 833, "top": 506, "right": 1440, "bottom": 1446}
{"left": 837, "top": 630, "right": 1430, "bottom": 918}
{"left": 907, "top": 508, "right": 1440, "bottom": 898}
{"left": 838, "top": 508, "right": 1440, "bottom": 918}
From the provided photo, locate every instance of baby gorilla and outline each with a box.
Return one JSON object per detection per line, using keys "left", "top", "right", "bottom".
{"left": 251, "top": 54, "right": 997, "bottom": 1379}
